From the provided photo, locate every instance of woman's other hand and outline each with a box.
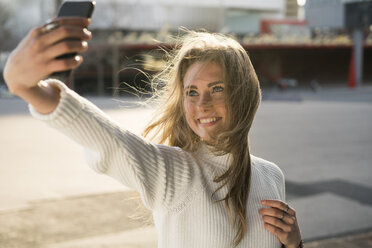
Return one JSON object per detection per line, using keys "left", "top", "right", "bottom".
{"left": 4, "top": 17, "right": 91, "bottom": 96}
{"left": 259, "top": 199, "right": 302, "bottom": 248}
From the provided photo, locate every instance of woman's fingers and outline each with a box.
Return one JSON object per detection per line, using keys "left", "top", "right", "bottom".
{"left": 38, "top": 18, "right": 92, "bottom": 61}
{"left": 40, "top": 25, "right": 92, "bottom": 47}
{"left": 37, "top": 18, "right": 91, "bottom": 70}
{"left": 45, "top": 40, "right": 88, "bottom": 60}
{"left": 259, "top": 199, "right": 302, "bottom": 248}
{"left": 262, "top": 215, "right": 294, "bottom": 232}
{"left": 263, "top": 222, "right": 288, "bottom": 238}
{"left": 35, "top": 17, "right": 89, "bottom": 38}
{"left": 46, "top": 55, "right": 84, "bottom": 74}
{"left": 259, "top": 205, "right": 296, "bottom": 225}
{"left": 263, "top": 222, "right": 287, "bottom": 242}
{"left": 45, "top": 17, "right": 90, "bottom": 30}
{"left": 261, "top": 199, "right": 296, "bottom": 216}
{"left": 58, "top": 17, "right": 91, "bottom": 26}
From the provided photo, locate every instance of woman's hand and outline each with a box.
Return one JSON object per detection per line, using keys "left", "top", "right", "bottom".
{"left": 259, "top": 199, "right": 302, "bottom": 248}
{"left": 4, "top": 17, "right": 91, "bottom": 96}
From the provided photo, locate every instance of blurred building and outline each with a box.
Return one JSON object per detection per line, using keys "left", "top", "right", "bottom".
{"left": 0, "top": 0, "right": 288, "bottom": 41}
{"left": 285, "top": 0, "right": 299, "bottom": 18}
{"left": 90, "top": 0, "right": 286, "bottom": 34}
{"left": 3, "top": 0, "right": 371, "bottom": 95}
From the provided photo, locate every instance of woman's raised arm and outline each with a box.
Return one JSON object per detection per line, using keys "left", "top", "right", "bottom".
{"left": 3, "top": 17, "right": 91, "bottom": 114}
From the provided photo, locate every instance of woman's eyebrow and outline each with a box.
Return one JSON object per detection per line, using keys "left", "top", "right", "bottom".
{"left": 208, "top": 81, "right": 224, "bottom": 87}
{"left": 184, "top": 85, "right": 197, "bottom": 90}
{"left": 184, "top": 81, "right": 224, "bottom": 90}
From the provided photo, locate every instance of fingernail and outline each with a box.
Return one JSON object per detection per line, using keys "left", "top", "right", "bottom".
{"left": 75, "top": 55, "right": 81, "bottom": 61}
{"left": 82, "top": 41, "right": 88, "bottom": 47}
{"left": 261, "top": 200, "right": 266, "bottom": 204}
{"left": 83, "top": 28, "right": 91, "bottom": 36}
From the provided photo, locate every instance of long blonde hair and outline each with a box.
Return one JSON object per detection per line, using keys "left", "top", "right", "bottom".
{"left": 143, "top": 30, "right": 261, "bottom": 247}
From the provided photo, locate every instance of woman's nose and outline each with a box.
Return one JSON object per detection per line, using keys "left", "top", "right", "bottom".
{"left": 198, "top": 92, "right": 212, "bottom": 108}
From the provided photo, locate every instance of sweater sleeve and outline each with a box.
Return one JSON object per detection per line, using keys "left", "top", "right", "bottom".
{"left": 29, "top": 79, "right": 196, "bottom": 211}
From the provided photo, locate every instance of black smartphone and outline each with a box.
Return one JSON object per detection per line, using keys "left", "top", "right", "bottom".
{"left": 52, "top": 1, "right": 95, "bottom": 79}
{"left": 57, "top": 1, "right": 95, "bottom": 18}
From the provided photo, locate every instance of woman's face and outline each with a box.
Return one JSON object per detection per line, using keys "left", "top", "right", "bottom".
{"left": 183, "top": 61, "right": 227, "bottom": 144}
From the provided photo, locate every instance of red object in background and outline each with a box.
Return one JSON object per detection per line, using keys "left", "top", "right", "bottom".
{"left": 260, "top": 19, "right": 307, "bottom": 34}
{"left": 348, "top": 51, "right": 356, "bottom": 88}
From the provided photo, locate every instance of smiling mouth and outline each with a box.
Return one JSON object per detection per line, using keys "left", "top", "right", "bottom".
{"left": 198, "top": 117, "right": 221, "bottom": 124}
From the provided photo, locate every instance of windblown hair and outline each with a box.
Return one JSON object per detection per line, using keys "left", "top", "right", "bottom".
{"left": 143, "top": 30, "right": 261, "bottom": 247}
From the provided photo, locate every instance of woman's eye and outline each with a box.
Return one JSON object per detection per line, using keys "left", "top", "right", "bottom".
{"left": 187, "top": 90, "right": 198, "bottom": 96}
{"left": 212, "top": 86, "right": 224, "bottom": 93}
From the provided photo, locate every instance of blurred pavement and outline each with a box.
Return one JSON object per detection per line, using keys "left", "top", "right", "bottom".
{"left": 1, "top": 85, "right": 372, "bottom": 247}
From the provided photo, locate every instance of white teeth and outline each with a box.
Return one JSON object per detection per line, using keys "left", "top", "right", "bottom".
{"left": 199, "top": 117, "right": 217, "bottom": 124}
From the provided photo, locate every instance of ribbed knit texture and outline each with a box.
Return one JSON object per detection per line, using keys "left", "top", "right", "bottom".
{"left": 30, "top": 79, "right": 285, "bottom": 248}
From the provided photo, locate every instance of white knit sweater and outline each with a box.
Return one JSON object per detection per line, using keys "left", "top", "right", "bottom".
{"left": 30, "top": 79, "right": 285, "bottom": 248}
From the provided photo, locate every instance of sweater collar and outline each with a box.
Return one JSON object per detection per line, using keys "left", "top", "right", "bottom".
{"left": 196, "top": 142, "right": 232, "bottom": 169}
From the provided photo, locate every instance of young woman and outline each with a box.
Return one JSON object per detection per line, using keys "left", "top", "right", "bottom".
{"left": 4, "top": 17, "right": 303, "bottom": 248}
